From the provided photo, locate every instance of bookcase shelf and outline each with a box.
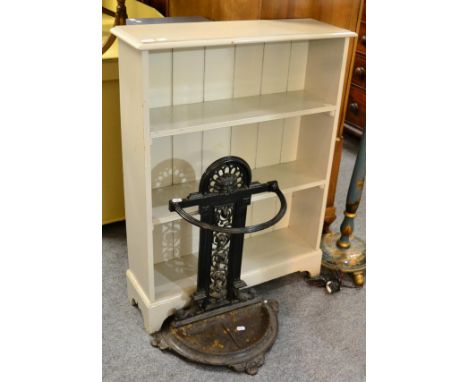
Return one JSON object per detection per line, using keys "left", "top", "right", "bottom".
{"left": 113, "top": 19, "right": 354, "bottom": 333}
{"left": 153, "top": 227, "right": 321, "bottom": 302}
{"left": 151, "top": 160, "right": 326, "bottom": 225}
{"left": 150, "top": 90, "right": 335, "bottom": 138}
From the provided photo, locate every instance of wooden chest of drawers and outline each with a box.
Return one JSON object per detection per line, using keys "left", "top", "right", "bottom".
{"left": 345, "top": 0, "right": 366, "bottom": 136}
{"left": 347, "top": 85, "right": 366, "bottom": 129}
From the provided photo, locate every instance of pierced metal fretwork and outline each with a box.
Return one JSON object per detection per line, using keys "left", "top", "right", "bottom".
{"left": 210, "top": 204, "right": 233, "bottom": 299}
{"left": 169, "top": 156, "right": 287, "bottom": 321}
{"left": 164, "top": 155, "right": 288, "bottom": 374}
{"left": 206, "top": 162, "right": 247, "bottom": 194}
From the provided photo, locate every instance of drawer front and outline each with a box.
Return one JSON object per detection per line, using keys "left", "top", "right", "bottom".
{"left": 357, "top": 22, "right": 366, "bottom": 54}
{"left": 346, "top": 86, "right": 366, "bottom": 129}
{"left": 352, "top": 53, "right": 366, "bottom": 89}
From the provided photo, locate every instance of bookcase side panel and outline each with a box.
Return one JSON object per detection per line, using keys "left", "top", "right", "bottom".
{"left": 296, "top": 113, "right": 336, "bottom": 180}
{"left": 250, "top": 198, "right": 276, "bottom": 237}
{"left": 289, "top": 187, "right": 325, "bottom": 249}
{"left": 118, "top": 42, "right": 155, "bottom": 300}
{"left": 312, "top": 38, "right": 350, "bottom": 248}
{"left": 304, "top": 38, "right": 346, "bottom": 105}
{"left": 295, "top": 38, "right": 350, "bottom": 248}
{"left": 273, "top": 193, "right": 292, "bottom": 230}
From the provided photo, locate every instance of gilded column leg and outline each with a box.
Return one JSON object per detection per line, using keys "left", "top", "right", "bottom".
{"left": 321, "top": 132, "right": 366, "bottom": 287}
{"left": 336, "top": 131, "right": 366, "bottom": 249}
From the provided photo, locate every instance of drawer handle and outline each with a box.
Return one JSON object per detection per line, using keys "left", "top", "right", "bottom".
{"left": 361, "top": 35, "right": 366, "bottom": 45}
{"left": 354, "top": 66, "right": 366, "bottom": 78}
{"left": 349, "top": 102, "right": 359, "bottom": 114}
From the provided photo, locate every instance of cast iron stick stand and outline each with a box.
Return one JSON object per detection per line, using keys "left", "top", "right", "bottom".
{"left": 151, "top": 156, "right": 287, "bottom": 374}
{"left": 321, "top": 131, "right": 366, "bottom": 286}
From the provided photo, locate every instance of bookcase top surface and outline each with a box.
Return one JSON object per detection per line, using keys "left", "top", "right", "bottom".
{"left": 111, "top": 18, "right": 355, "bottom": 51}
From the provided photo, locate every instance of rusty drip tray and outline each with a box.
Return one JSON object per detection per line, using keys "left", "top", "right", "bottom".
{"left": 152, "top": 299, "right": 279, "bottom": 375}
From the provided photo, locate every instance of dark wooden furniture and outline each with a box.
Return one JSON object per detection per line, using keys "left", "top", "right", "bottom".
{"left": 140, "top": 0, "right": 169, "bottom": 15}
{"left": 345, "top": 0, "right": 366, "bottom": 136}
{"left": 139, "top": 0, "right": 364, "bottom": 233}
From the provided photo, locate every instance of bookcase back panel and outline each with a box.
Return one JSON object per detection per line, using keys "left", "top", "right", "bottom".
{"left": 172, "top": 132, "right": 203, "bottom": 184}
{"left": 153, "top": 220, "right": 199, "bottom": 264}
{"left": 256, "top": 120, "right": 284, "bottom": 167}
{"left": 201, "top": 126, "right": 231, "bottom": 172}
{"left": 148, "top": 37, "right": 344, "bottom": 264}
{"left": 261, "top": 42, "right": 291, "bottom": 94}
{"left": 146, "top": 39, "right": 346, "bottom": 143}
{"left": 233, "top": 44, "right": 264, "bottom": 97}
{"left": 173, "top": 48, "right": 205, "bottom": 105}
{"left": 288, "top": 41, "right": 309, "bottom": 91}
{"left": 150, "top": 113, "right": 337, "bottom": 263}
{"left": 151, "top": 116, "right": 303, "bottom": 191}
{"left": 230, "top": 124, "right": 258, "bottom": 165}
{"left": 147, "top": 40, "right": 312, "bottom": 109}
{"left": 153, "top": 222, "right": 174, "bottom": 263}
{"left": 204, "top": 46, "right": 235, "bottom": 101}
{"left": 151, "top": 135, "right": 172, "bottom": 188}
{"left": 148, "top": 50, "right": 172, "bottom": 108}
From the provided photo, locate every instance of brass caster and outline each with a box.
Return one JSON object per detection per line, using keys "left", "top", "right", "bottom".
{"left": 353, "top": 271, "right": 365, "bottom": 286}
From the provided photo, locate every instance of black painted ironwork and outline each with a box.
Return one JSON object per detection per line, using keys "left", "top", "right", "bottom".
{"left": 169, "top": 156, "right": 287, "bottom": 320}
{"left": 153, "top": 156, "right": 287, "bottom": 374}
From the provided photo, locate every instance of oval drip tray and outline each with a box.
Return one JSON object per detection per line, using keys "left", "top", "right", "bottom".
{"left": 152, "top": 299, "right": 279, "bottom": 375}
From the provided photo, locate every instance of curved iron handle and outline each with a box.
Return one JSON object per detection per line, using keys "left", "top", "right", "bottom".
{"left": 171, "top": 182, "right": 287, "bottom": 234}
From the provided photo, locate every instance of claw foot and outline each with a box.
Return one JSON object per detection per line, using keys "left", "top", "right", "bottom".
{"left": 230, "top": 354, "right": 265, "bottom": 375}
{"left": 151, "top": 332, "right": 168, "bottom": 350}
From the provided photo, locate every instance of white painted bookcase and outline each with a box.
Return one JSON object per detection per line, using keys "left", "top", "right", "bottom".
{"left": 112, "top": 19, "right": 355, "bottom": 333}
